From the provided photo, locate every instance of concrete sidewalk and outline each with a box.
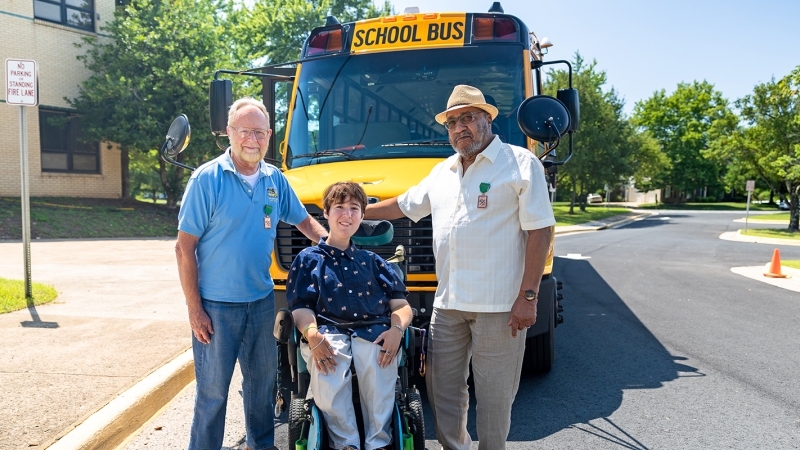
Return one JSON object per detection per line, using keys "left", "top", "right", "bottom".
{"left": 0, "top": 211, "right": 650, "bottom": 450}
{"left": 0, "top": 239, "right": 192, "bottom": 449}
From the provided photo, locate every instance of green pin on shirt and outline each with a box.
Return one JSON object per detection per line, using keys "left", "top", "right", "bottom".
{"left": 478, "top": 183, "right": 490, "bottom": 208}
{"left": 263, "top": 205, "right": 273, "bottom": 229}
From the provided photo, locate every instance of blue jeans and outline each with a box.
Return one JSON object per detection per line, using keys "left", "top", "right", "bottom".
{"left": 189, "top": 293, "right": 276, "bottom": 450}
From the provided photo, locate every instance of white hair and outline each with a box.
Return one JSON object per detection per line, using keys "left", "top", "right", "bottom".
{"left": 227, "top": 97, "right": 270, "bottom": 129}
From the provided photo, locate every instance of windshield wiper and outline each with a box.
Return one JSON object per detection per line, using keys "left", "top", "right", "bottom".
{"left": 292, "top": 150, "right": 361, "bottom": 160}
{"left": 382, "top": 139, "right": 451, "bottom": 147}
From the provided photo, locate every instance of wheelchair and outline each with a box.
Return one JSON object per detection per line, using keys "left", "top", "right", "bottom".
{"left": 272, "top": 220, "right": 426, "bottom": 450}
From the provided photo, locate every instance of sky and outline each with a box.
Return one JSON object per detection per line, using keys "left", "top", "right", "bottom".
{"left": 386, "top": 0, "right": 800, "bottom": 116}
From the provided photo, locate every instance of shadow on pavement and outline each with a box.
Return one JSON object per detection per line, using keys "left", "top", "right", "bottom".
{"left": 20, "top": 303, "right": 59, "bottom": 328}
{"left": 504, "top": 257, "right": 702, "bottom": 444}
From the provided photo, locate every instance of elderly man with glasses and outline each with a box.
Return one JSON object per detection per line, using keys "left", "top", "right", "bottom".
{"left": 175, "top": 97, "right": 327, "bottom": 450}
{"left": 366, "top": 85, "right": 555, "bottom": 450}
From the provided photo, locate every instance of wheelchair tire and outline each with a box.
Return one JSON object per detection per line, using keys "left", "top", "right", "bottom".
{"left": 406, "top": 390, "right": 425, "bottom": 450}
{"left": 288, "top": 398, "right": 305, "bottom": 449}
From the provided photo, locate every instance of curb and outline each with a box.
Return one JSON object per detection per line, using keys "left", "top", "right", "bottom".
{"left": 598, "top": 212, "right": 652, "bottom": 230}
{"left": 554, "top": 212, "right": 653, "bottom": 235}
{"left": 47, "top": 348, "right": 195, "bottom": 450}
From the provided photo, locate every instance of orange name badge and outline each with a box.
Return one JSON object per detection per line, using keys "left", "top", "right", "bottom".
{"left": 352, "top": 13, "right": 467, "bottom": 53}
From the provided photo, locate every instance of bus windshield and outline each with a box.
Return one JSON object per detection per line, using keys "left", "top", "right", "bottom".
{"left": 285, "top": 45, "right": 526, "bottom": 169}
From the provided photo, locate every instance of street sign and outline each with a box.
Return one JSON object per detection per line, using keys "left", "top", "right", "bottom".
{"left": 5, "top": 59, "right": 38, "bottom": 106}
{"left": 5, "top": 58, "right": 37, "bottom": 298}
{"left": 746, "top": 180, "right": 755, "bottom": 192}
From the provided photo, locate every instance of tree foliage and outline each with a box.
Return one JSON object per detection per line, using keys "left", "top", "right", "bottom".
{"left": 545, "top": 54, "right": 664, "bottom": 211}
{"left": 229, "top": 0, "right": 392, "bottom": 68}
{"left": 69, "top": 0, "right": 231, "bottom": 207}
{"left": 705, "top": 68, "right": 800, "bottom": 230}
{"left": 633, "top": 81, "right": 734, "bottom": 204}
{"left": 70, "top": 0, "right": 391, "bottom": 206}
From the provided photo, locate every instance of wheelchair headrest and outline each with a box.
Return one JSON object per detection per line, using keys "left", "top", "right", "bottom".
{"left": 351, "top": 220, "right": 394, "bottom": 246}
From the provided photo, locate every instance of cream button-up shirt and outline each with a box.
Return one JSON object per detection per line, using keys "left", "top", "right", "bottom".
{"left": 398, "top": 136, "right": 555, "bottom": 312}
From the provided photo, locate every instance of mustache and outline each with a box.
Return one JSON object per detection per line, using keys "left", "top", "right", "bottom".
{"left": 453, "top": 130, "right": 473, "bottom": 140}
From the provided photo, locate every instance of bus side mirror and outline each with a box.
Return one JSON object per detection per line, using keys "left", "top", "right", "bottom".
{"left": 557, "top": 88, "right": 580, "bottom": 132}
{"left": 209, "top": 79, "right": 232, "bottom": 135}
{"left": 164, "top": 114, "right": 191, "bottom": 158}
{"left": 517, "top": 95, "right": 571, "bottom": 141}
{"left": 160, "top": 114, "right": 196, "bottom": 171}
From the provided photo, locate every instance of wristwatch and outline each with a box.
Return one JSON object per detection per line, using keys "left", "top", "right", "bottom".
{"left": 519, "top": 289, "right": 538, "bottom": 301}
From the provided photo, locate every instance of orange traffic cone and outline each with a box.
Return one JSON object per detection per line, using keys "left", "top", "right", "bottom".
{"left": 764, "top": 248, "right": 788, "bottom": 278}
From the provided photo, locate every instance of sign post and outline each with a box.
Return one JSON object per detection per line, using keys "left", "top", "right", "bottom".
{"left": 6, "top": 58, "right": 38, "bottom": 299}
{"left": 745, "top": 179, "right": 755, "bottom": 233}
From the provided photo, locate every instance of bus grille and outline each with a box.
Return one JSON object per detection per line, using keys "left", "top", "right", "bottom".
{"left": 275, "top": 205, "right": 435, "bottom": 274}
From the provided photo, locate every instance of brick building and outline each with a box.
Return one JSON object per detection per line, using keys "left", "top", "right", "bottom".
{"left": 1, "top": 0, "right": 120, "bottom": 198}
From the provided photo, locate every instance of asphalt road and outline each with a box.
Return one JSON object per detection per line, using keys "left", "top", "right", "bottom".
{"left": 125, "top": 211, "right": 800, "bottom": 449}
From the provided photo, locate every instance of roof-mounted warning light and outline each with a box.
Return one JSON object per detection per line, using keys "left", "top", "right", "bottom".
{"left": 472, "top": 16, "right": 518, "bottom": 42}
{"left": 307, "top": 27, "right": 344, "bottom": 56}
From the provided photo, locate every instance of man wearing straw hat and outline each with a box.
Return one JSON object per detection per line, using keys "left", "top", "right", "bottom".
{"left": 366, "top": 85, "right": 555, "bottom": 449}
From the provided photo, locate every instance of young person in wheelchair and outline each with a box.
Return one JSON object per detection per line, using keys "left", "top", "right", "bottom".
{"left": 287, "top": 181, "right": 413, "bottom": 450}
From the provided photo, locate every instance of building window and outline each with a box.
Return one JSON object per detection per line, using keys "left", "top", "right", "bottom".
{"left": 34, "top": 0, "right": 94, "bottom": 32}
{"left": 39, "top": 109, "right": 99, "bottom": 173}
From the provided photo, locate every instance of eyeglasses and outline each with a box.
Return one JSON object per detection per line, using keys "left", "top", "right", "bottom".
{"left": 230, "top": 126, "right": 269, "bottom": 140}
{"left": 443, "top": 111, "right": 486, "bottom": 130}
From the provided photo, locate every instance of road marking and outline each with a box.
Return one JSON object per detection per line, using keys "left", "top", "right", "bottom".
{"left": 560, "top": 253, "right": 591, "bottom": 260}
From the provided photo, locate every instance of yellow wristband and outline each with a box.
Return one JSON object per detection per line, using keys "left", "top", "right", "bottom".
{"left": 303, "top": 324, "right": 318, "bottom": 337}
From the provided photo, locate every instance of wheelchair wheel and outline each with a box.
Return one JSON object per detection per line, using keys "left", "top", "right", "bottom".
{"left": 406, "top": 390, "right": 425, "bottom": 450}
{"left": 288, "top": 397, "right": 305, "bottom": 449}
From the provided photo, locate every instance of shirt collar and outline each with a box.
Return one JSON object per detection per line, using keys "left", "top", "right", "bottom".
{"left": 448, "top": 135, "right": 502, "bottom": 170}
{"left": 318, "top": 237, "right": 357, "bottom": 259}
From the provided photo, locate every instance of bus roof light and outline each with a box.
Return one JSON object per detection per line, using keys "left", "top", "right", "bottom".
{"left": 307, "top": 29, "right": 343, "bottom": 56}
{"left": 423, "top": 13, "right": 438, "bottom": 19}
{"left": 493, "top": 17, "right": 517, "bottom": 40}
{"left": 403, "top": 14, "right": 418, "bottom": 21}
{"left": 403, "top": 7, "right": 420, "bottom": 14}
{"left": 472, "top": 16, "right": 519, "bottom": 42}
{"left": 473, "top": 18, "right": 494, "bottom": 41}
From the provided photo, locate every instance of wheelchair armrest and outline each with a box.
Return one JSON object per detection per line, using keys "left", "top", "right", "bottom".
{"left": 274, "top": 308, "right": 295, "bottom": 343}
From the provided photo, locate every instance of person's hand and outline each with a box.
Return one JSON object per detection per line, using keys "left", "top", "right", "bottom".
{"left": 189, "top": 307, "right": 214, "bottom": 344}
{"left": 307, "top": 330, "right": 337, "bottom": 375}
{"left": 508, "top": 296, "right": 537, "bottom": 338}
{"left": 374, "top": 326, "right": 403, "bottom": 368}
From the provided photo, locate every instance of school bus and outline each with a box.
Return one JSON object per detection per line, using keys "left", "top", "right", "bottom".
{"left": 179, "top": 3, "right": 580, "bottom": 374}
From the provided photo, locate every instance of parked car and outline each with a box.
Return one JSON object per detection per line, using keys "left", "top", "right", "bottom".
{"left": 778, "top": 200, "right": 789, "bottom": 210}
{"left": 587, "top": 193, "right": 603, "bottom": 204}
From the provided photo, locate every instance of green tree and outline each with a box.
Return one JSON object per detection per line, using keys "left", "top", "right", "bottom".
{"left": 229, "top": 0, "right": 392, "bottom": 68}
{"left": 706, "top": 69, "right": 800, "bottom": 230}
{"left": 68, "top": 0, "right": 232, "bottom": 207}
{"left": 633, "top": 81, "right": 734, "bottom": 204}
{"left": 545, "top": 54, "right": 658, "bottom": 212}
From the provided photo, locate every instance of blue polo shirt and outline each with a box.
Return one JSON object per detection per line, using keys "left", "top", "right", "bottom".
{"left": 286, "top": 238, "right": 407, "bottom": 342}
{"left": 178, "top": 149, "right": 308, "bottom": 302}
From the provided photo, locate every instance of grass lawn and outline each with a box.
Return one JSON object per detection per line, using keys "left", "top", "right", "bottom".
{"left": 783, "top": 260, "right": 800, "bottom": 270}
{"left": 552, "top": 204, "right": 631, "bottom": 227}
{"left": 740, "top": 228, "right": 800, "bottom": 241}
{"left": 0, "top": 277, "right": 58, "bottom": 314}
{"left": 0, "top": 197, "right": 179, "bottom": 240}
{"left": 748, "top": 212, "right": 790, "bottom": 221}
{"left": 638, "top": 202, "right": 781, "bottom": 211}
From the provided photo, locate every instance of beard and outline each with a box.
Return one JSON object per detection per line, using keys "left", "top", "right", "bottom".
{"left": 450, "top": 118, "right": 491, "bottom": 159}
{"left": 232, "top": 145, "right": 267, "bottom": 164}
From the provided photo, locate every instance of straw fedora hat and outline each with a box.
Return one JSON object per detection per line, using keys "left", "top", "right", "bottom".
{"left": 435, "top": 85, "right": 499, "bottom": 125}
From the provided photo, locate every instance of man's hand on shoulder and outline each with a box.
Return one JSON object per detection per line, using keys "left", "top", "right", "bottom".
{"left": 189, "top": 306, "right": 214, "bottom": 344}
{"left": 508, "top": 295, "right": 537, "bottom": 338}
